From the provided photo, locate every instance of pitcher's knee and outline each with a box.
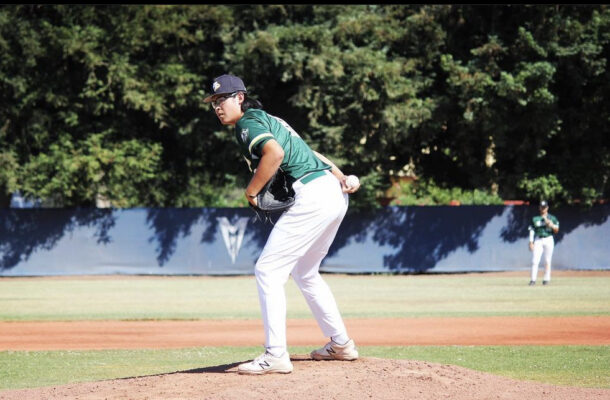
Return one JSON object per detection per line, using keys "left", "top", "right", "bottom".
{"left": 296, "top": 275, "right": 329, "bottom": 295}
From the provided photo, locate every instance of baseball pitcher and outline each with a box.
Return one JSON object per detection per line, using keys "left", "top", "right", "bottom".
{"left": 204, "top": 74, "right": 360, "bottom": 375}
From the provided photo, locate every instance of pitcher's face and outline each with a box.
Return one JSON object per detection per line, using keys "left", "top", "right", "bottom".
{"left": 212, "top": 92, "right": 244, "bottom": 126}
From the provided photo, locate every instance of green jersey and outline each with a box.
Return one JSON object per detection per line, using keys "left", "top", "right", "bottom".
{"left": 529, "top": 214, "right": 559, "bottom": 239}
{"left": 234, "top": 108, "right": 330, "bottom": 180}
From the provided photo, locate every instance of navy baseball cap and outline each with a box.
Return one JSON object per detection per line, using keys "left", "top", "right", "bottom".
{"left": 203, "top": 74, "right": 247, "bottom": 103}
{"left": 539, "top": 200, "right": 549, "bottom": 208}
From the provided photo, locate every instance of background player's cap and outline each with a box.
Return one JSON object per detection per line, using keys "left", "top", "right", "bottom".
{"left": 203, "top": 74, "right": 247, "bottom": 103}
{"left": 539, "top": 200, "right": 548, "bottom": 208}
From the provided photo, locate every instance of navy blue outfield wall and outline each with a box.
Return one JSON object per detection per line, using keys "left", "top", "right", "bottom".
{"left": 0, "top": 205, "right": 608, "bottom": 276}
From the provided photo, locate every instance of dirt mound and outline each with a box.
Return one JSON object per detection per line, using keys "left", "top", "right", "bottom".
{"left": 2, "top": 356, "right": 608, "bottom": 400}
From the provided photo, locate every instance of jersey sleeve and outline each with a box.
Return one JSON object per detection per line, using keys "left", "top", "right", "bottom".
{"left": 236, "top": 115, "right": 274, "bottom": 158}
{"left": 551, "top": 215, "right": 559, "bottom": 228}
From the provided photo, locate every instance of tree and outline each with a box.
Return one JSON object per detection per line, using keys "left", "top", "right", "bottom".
{"left": 0, "top": 5, "right": 607, "bottom": 208}
{"left": 0, "top": 5, "right": 239, "bottom": 207}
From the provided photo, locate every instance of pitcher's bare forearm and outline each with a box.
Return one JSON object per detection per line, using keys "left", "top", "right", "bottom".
{"left": 245, "top": 140, "right": 284, "bottom": 202}
{"left": 313, "top": 151, "right": 345, "bottom": 181}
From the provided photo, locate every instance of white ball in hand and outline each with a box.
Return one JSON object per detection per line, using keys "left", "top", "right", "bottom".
{"left": 345, "top": 175, "right": 360, "bottom": 189}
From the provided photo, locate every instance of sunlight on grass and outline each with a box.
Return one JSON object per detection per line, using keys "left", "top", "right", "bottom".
{"left": 0, "top": 274, "right": 608, "bottom": 321}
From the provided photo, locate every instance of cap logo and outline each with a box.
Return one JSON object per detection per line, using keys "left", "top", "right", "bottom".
{"left": 213, "top": 81, "right": 221, "bottom": 92}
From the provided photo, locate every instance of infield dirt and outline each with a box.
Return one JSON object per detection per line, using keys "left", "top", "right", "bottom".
{"left": 1, "top": 356, "right": 609, "bottom": 400}
{"left": 1, "top": 316, "right": 609, "bottom": 350}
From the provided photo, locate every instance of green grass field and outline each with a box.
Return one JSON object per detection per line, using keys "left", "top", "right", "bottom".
{"left": 0, "top": 273, "right": 609, "bottom": 390}
{"left": 1, "top": 273, "right": 608, "bottom": 321}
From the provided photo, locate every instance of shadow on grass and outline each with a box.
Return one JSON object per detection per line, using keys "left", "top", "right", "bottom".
{"left": 181, "top": 354, "right": 314, "bottom": 374}
{"left": 118, "top": 354, "right": 315, "bottom": 379}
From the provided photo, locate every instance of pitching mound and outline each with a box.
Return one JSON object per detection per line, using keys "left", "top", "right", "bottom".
{"left": 2, "top": 356, "right": 608, "bottom": 400}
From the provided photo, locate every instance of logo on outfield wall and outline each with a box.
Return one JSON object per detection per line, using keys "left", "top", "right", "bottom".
{"left": 217, "top": 217, "right": 249, "bottom": 264}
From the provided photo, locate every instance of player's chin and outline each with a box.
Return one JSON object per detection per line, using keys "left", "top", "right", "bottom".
{"left": 219, "top": 118, "right": 237, "bottom": 126}
{"left": 216, "top": 113, "right": 229, "bottom": 124}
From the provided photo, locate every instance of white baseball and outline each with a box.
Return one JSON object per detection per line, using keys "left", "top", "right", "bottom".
{"left": 345, "top": 175, "right": 360, "bottom": 189}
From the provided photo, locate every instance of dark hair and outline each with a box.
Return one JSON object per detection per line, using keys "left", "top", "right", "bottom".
{"left": 241, "top": 93, "right": 263, "bottom": 111}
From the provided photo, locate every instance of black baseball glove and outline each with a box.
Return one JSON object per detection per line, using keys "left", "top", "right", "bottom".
{"left": 250, "top": 169, "right": 295, "bottom": 223}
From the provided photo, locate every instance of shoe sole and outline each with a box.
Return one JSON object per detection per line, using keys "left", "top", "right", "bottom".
{"left": 237, "top": 368, "right": 293, "bottom": 375}
{"left": 311, "top": 353, "right": 359, "bottom": 361}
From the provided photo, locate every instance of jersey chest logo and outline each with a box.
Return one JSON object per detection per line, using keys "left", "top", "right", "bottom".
{"left": 241, "top": 128, "right": 249, "bottom": 144}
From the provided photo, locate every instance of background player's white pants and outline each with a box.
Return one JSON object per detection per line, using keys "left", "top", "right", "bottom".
{"left": 255, "top": 172, "right": 349, "bottom": 354}
{"left": 531, "top": 236, "right": 554, "bottom": 282}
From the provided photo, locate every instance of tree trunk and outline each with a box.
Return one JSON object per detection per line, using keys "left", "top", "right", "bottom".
{"left": 0, "top": 188, "right": 11, "bottom": 208}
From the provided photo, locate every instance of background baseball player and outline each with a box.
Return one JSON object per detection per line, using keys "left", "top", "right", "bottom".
{"left": 204, "top": 74, "right": 360, "bottom": 375}
{"left": 528, "top": 200, "right": 559, "bottom": 286}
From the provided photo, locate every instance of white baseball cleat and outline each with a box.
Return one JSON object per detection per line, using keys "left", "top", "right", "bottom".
{"left": 311, "top": 339, "right": 359, "bottom": 361}
{"left": 237, "top": 351, "right": 293, "bottom": 375}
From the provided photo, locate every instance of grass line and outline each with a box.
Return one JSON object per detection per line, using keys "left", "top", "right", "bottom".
{"left": 1, "top": 346, "right": 608, "bottom": 391}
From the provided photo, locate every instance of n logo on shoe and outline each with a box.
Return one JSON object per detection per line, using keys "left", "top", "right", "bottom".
{"left": 258, "top": 360, "right": 270, "bottom": 369}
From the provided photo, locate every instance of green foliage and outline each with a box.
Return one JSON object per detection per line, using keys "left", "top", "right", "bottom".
{"left": 20, "top": 132, "right": 164, "bottom": 207}
{"left": 517, "top": 174, "right": 566, "bottom": 204}
{"left": 0, "top": 151, "right": 18, "bottom": 193}
{"left": 390, "top": 178, "right": 504, "bottom": 206}
{"left": 351, "top": 171, "right": 384, "bottom": 209}
{"left": 173, "top": 176, "right": 249, "bottom": 208}
{"left": 0, "top": 5, "right": 608, "bottom": 207}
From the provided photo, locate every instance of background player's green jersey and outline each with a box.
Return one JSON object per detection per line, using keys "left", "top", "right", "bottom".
{"left": 529, "top": 214, "right": 559, "bottom": 239}
{"left": 234, "top": 108, "right": 330, "bottom": 179}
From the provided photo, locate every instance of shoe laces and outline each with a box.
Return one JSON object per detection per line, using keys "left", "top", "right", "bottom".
{"left": 322, "top": 342, "right": 336, "bottom": 354}
{"left": 253, "top": 352, "right": 271, "bottom": 363}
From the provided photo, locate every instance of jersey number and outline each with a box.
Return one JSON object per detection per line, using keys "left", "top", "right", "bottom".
{"left": 273, "top": 115, "right": 300, "bottom": 138}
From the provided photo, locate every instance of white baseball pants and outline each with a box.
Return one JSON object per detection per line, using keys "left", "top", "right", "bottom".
{"left": 531, "top": 236, "right": 554, "bottom": 282}
{"left": 254, "top": 171, "right": 349, "bottom": 354}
